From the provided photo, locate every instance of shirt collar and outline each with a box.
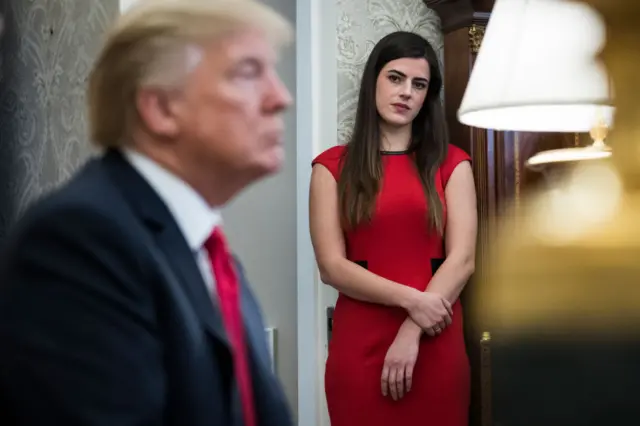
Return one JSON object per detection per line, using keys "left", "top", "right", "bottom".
{"left": 123, "top": 149, "right": 222, "bottom": 251}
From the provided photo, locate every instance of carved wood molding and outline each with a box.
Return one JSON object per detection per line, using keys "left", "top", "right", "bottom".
{"left": 424, "top": 0, "right": 494, "bottom": 34}
{"left": 424, "top": 0, "right": 474, "bottom": 34}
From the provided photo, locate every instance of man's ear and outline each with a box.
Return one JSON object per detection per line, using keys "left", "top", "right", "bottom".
{"left": 135, "top": 88, "right": 180, "bottom": 138}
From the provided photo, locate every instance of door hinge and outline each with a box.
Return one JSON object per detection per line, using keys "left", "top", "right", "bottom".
{"left": 326, "top": 306, "right": 334, "bottom": 342}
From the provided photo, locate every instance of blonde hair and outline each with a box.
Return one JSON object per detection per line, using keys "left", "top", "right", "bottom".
{"left": 88, "top": 0, "right": 293, "bottom": 148}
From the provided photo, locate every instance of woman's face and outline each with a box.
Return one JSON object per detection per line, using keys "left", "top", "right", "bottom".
{"left": 375, "top": 57, "right": 430, "bottom": 128}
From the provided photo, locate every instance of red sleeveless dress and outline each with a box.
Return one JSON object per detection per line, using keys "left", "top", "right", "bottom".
{"left": 312, "top": 144, "right": 471, "bottom": 426}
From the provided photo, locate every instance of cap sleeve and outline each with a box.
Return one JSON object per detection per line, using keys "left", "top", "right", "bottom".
{"left": 312, "top": 145, "right": 346, "bottom": 181}
{"left": 440, "top": 144, "right": 472, "bottom": 188}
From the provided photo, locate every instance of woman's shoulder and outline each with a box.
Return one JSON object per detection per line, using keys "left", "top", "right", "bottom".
{"left": 444, "top": 144, "right": 470, "bottom": 163}
{"left": 311, "top": 145, "right": 347, "bottom": 180}
{"left": 440, "top": 144, "right": 472, "bottom": 187}
{"left": 313, "top": 144, "right": 346, "bottom": 164}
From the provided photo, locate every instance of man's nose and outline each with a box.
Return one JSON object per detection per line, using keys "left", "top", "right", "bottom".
{"left": 268, "top": 73, "right": 293, "bottom": 112}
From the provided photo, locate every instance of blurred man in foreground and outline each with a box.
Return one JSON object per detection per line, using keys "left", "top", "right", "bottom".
{"left": 0, "top": 1, "right": 293, "bottom": 425}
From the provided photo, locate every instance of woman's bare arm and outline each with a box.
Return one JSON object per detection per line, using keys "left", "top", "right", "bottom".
{"left": 398, "top": 161, "right": 477, "bottom": 336}
{"left": 309, "top": 164, "right": 419, "bottom": 308}
{"left": 426, "top": 161, "right": 478, "bottom": 302}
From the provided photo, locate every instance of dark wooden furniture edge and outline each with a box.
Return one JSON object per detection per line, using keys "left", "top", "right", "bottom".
{"left": 424, "top": 0, "right": 494, "bottom": 33}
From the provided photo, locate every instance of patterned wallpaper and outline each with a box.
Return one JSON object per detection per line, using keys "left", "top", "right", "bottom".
{"left": 336, "top": 0, "right": 443, "bottom": 145}
{"left": 0, "top": 0, "right": 117, "bottom": 241}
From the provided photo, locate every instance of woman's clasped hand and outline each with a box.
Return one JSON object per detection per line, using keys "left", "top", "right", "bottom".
{"left": 405, "top": 290, "right": 452, "bottom": 336}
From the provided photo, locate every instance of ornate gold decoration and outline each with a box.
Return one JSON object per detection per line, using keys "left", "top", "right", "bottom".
{"left": 469, "top": 24, "right": 486, "bottom": 53}
{"left": 590, "top": 116, "right": 610, "bottom": 143}
{"left": 474, "top": 1, "right": 640, "bottom": 338}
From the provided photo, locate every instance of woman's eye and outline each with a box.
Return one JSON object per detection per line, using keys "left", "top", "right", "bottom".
{"left": 388, "top": 74, "right": 401, "bottom": 83}
{"left": 414, "top": 82, "right": 427, "bottom": 90}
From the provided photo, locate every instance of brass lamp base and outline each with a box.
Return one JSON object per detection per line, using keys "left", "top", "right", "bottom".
{"left": 478, "top": 162, "right": 640, "bottom": 337}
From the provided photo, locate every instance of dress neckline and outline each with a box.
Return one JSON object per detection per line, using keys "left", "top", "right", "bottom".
{"left": 380, "top": 150, "right": 411, "bottom": 156}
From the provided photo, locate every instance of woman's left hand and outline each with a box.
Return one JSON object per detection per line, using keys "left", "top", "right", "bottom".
{"left": 381, "top": 319, "right": 421, "bottom": 401}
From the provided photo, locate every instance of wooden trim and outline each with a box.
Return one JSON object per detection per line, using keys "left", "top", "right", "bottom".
{"left": 480, "top": 332, "right": 493, "bottom": 426}
{"left": 426, "top": 0, "right": 474, "bottom": 34}
{"left": 443, "top": 27, "right": 473, "bottom": 153}
{"left": 425, "top": 0, "right": 494, "bottom": 34}
{"left": 514, "top": 133, "right": 521, "bottom": 211}
{"left": 442, "top": 12, "right": 493, "bottom": 426}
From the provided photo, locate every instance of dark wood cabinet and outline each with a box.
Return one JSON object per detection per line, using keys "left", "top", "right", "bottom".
{"left": 426, "top": 1, "right": 584, "bottom": 425}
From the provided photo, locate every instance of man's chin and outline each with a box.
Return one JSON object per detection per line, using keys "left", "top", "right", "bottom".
{"left": 261, "top": 159, "right": 284, "bottom": 176}
{"left": 262, "top": 147, "right": 285, "bottom": 174}
{"left": 245, "top": 153, "right": 285, "bottom": 182}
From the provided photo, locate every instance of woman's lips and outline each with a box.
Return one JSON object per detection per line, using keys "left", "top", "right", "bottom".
{"left": 392, "top": 103, "right": 410, "bottom": 113}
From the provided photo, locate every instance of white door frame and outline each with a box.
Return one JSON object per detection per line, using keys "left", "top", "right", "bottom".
{"left": 296, "top": 0, "right": 338, "bottom": 425}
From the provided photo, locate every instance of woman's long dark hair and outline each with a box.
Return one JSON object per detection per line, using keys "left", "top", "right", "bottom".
{"left": 338, "top": 31, "right": 448, "bottom": 234}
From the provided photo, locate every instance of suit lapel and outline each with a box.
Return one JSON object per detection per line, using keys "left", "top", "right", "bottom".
{"left": 102, "top": 150, "right": 230, "bottom": 348}
{"left": 154, "top": 226, "right": 230, "bottom": 347}
{"left": 240, "top": 292, "right": 268, "bottom": 370}
{"left": 235, "top": 263, "right": 292, "bottom": 426}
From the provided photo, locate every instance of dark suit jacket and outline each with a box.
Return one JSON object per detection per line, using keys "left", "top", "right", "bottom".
{"left": 0, "top": 150, "right": 293, "bottom": 426}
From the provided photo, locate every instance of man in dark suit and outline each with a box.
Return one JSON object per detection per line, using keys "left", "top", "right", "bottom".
{"left": 0, "top": 1, "right": 294, "bottom": 425}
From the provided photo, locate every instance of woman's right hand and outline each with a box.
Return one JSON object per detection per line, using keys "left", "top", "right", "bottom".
{"left": 405, "top": 291, "right": 453, "bottom": 336}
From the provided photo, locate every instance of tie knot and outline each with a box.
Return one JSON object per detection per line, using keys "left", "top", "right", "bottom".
{"left": 204, "top": 227, "right": 227, "bottom": 255}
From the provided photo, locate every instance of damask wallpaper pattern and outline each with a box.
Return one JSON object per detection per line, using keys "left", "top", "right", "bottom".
{"left": 336, "top": 0, "right": 443, "bottom": 145}
{"left": 0, "top": 0, "right": 117, "bottom": 242}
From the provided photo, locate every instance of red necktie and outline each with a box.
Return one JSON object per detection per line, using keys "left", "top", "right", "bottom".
{"left": 204, "top": 228, "right": 256, "bottom": 426}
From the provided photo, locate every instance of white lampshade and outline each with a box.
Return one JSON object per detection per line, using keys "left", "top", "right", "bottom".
{"left": 458, "top": 0, "right": 614, "bottom": 133}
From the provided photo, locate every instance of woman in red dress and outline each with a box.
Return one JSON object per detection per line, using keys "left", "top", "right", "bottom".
{"left": 309, "top": 31, "right": 478, "bottom": 426}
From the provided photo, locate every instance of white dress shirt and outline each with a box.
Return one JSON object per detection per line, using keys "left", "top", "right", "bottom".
{"left": 123, "top": 149, "right": 221, "bottom": 299}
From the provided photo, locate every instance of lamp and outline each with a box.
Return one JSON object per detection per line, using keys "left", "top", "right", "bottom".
{"left": 458, "top": 0, "right": 614, "bottom": 167}
{"left": 459, "top": 0, "right": 640, "bottom": 338}
{"left": 460, "top": 2, "right": 640, "bottom": 422}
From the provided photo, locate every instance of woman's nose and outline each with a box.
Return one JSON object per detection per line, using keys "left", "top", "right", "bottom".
{"left": 399, "top": 82, "right": 412, "bottom": 99}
